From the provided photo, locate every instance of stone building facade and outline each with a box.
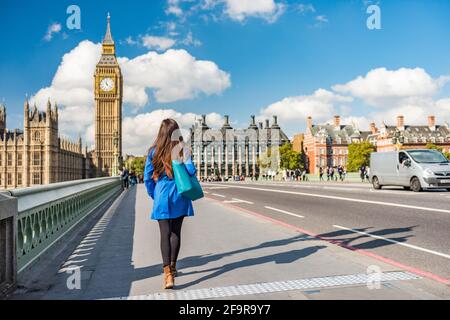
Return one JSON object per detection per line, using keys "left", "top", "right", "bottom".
{"left": 92, "top": 13, "right": 123, "bottom": 177}
{"left": 373, "top": 116, "right": 450, "bottom": 153}
{"left": 190, "top": 115, "right": 289, "bottom": 179}
{"left": 0, "top": 101, "right": 88, "bottom": 189}
{"left": 0, "top": 14, "right": 123, "bottom": 190}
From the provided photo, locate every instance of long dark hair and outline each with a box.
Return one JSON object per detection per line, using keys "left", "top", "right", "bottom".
{"left": 150, "top": 119, "right": 183, "bottom": 181}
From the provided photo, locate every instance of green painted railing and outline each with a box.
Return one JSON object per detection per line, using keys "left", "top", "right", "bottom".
{"left": 6, "top": 177, "right": 122, "bottom": 272}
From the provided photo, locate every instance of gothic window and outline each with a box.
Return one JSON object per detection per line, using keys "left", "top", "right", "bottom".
{"left": 7, "top": 173, "right": 12, "bottom": 186}
{"left": 17, "top": 173, "right": 22, "bottom": 186}
{"left": 17, "top": 153, "right": 22, "bottom": 166}
{"left": 7, "top": 153, "right": 12, "bottom": 166}
{"left": 33, "top": 152, "right": 41, "bottom": 166}
{"left": 32, "top": 172, "right": 41, "bottom": 185}
{"left": 0, "top": 154, "right": 2, "bottom": 166}
{"left": 34, "top": 131, "right": 41, "bottom": 141}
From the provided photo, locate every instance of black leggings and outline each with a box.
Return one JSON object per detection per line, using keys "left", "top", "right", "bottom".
{"left": 158, "top": 216, "right": 185, "bottom": 267}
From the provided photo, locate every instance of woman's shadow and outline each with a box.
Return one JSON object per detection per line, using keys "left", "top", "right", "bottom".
{"left": 175, "top": 245, "right": 326, "bottom": 289}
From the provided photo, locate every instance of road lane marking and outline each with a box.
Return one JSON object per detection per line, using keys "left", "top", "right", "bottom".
{"left": 206, "top": 196, "right": 450, "bottom": 285}
{"left": 224, "top": 198, "right": 254, "bottom": 204}
{"left": 204, "top": 184, "right": 450, "bottom": 214}
{"left": 333, "top": 225, "right": 450, "bottom": 260}
{"left": 264, "top": 206, "right": 304, "bottom": 218}
{"left": 212, "top": 193, "right": 226, "bottom": 198}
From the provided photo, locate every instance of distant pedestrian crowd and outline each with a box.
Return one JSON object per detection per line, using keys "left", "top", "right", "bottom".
{"left": 120, "top": 168, "right": 144, "bottom": 189}
{"left": 319, "top": 165, "right": 346, "bottom": 182}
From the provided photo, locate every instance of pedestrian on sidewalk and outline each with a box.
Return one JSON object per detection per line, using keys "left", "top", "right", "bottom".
{"left": 121, "top": 168, "right": 129, "bottom": 189}
{"left": 144, "top": 119, "right": 197, "bottom": 290}
{"left": 319, "top": 167, "right": 324, "bottom": 181}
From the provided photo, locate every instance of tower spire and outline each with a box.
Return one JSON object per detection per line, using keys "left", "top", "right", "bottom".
{"left": 103, "top": 12, "right": 114, "bottom": 45}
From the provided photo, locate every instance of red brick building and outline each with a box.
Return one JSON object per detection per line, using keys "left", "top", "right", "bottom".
{"left": 302, "top": 115, "right": 450, "bottom": 174}
{"left": 303, "top": 116, "right": 372, "bottom": 174}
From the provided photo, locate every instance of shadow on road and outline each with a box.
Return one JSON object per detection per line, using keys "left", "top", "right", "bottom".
{"left": 317, "top": 226, "right": 418, "bottom": 250}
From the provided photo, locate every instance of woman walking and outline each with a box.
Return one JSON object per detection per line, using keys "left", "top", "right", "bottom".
{"left": 144, "top": 119, "right": 197, "bottom": 289}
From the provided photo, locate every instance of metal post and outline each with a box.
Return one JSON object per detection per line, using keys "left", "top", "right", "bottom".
{"left": 0, "top": 193, "right": 17, "bottom": 297}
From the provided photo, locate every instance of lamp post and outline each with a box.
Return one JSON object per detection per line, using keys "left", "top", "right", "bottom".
{"left": 391, "top": 129, "right": 405, "bottom": 151}
{"left": 112, "top": 131, "right": 119, "bottom": 176}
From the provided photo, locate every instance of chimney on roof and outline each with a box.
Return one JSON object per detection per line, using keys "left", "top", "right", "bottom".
{"left": 307, "top": 116, "right": 313, "bottom": 130}
{"left": 271, "top": 115, "right": 280, "bottom": 129}
{"left": 334, "top": 115, "right": 341, "bottom": 129}
{"left": 224, "top": 115, "right": 230, "bottom": 125}
{"left": 397, "top": 116, "right": 405, "bottom": 130}
{"left": 202, "top": 114, "right": 206, "bottom": 125}
{"left": 259, "top": 122, "right": 263, "bottom": 130}
{"left": 265, "top": 119, "right": 270, "bottom": 129}
{"left": 370, "top": 122, "right": 378, "bottom": 134}
{"left": 428, "top": 115, "right": 436, "bottom": 131}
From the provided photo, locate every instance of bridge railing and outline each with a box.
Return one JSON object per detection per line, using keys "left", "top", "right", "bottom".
{"left": 0, "top": 177, "right": 122, "bottom": 296}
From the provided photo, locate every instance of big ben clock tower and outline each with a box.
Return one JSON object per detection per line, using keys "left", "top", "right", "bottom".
{"left": 93, "top": 13, "right": 123, "bottom": 176}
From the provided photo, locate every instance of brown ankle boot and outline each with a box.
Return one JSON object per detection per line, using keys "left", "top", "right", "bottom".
{"left": 163, "top": 266, "right": 174, "bottom": 289}
{"left": 170, "top": 262, "right": 178, "bottom": 277}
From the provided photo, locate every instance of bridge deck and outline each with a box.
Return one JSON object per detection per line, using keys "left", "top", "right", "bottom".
{"left": 10, "top": 185, "right": 445, "bottom": 300}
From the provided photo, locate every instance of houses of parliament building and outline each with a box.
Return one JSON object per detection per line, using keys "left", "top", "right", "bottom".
{"left": 0, "top": 14, "right": 123, "bottom": 189}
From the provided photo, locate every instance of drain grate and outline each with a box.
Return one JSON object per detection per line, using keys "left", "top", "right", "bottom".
{"left": 105, "top": 271, "right": 421, "bottom": 300}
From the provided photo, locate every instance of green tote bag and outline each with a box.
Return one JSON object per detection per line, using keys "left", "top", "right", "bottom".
{"left": 172, "top": 160, "right": 204, "bottom": 201}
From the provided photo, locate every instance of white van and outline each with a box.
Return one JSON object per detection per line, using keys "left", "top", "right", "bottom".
{"left": 369, "top": 149, "right": 450, "bottom": 192}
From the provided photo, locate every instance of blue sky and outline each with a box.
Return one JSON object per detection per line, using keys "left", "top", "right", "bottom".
{"left": 1, "top": 0, "right": 450, "bottom": 154}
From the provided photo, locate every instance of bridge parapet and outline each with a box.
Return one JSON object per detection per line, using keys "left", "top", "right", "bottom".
{"left": 2, "top": 177, "right": 122, "bottom": 280}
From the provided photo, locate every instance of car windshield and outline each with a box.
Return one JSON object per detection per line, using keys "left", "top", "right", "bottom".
{"left": 407, "top": 150, "right": 449, "bottom": 164}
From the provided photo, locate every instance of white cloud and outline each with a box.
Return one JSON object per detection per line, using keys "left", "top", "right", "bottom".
{"left": 181, "top": 31, "right": 202, "bottom": 47}
{"left": 171, "top": 0, "right": 286, "bottom": 23}
{"left": 331, "top": 67, "right": 450, "bottom": 128}
{"left": 296, "top": 4, "right": 316, "bottom": 14}
{"left": 166, "top": 0, "right": 184, "bottom": 16}
{"left": 141, "top": 35, "right": 176, "bottom": 51}
{"left": 123, "top": 109, "right": 223, "bottom": 155}
{"left": 333, "top": 67, "right": 450, "bottom": 106}
{"left": 260, "top": 89, "right": 353, "bottom": 124}
{"left": 30, "top": 40, "right": 231, "bottom": 147}
{"left": 119, "top": 49, "right": 231, "bottom": 104}
{"left": 224, "top": 0, "right": 285, "bottom": 22}
{"left": 44, "top": 22, "right": 62, "bottom": 41}
{"left": 315, "top": 15, "right": 328, "bottom": 23}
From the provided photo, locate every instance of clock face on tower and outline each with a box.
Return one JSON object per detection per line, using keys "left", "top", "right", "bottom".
{"left": 100, "top": 77, "right": 115, "bottom": 92}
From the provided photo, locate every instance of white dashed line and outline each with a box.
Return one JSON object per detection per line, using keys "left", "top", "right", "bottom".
{"left": 224, "top": 198, "right": 254, "bottom": 204}
{"left": 205, "top": 184, "right": 450, "bottom": 214}
{"left": 264, "top": 206, "right": 304, "bottom": 218}
{"left": 333, "top": 225, "right": 450, "bottom": 260}
{"left": 212, "top": 193, "right": 226, "bottom": 198}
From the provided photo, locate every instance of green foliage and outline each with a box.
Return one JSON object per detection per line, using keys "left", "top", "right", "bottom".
{"left": 279, "top": 143, "right": 303, "bottom": 170}
{"left": 426, "top": 144, "right": 450, "bottom": 160}
{"left": 347, "top": 141, "right": 376, "bottom": 172}
{"left": 126, "top": 157, "right": 145, "bottom": 176}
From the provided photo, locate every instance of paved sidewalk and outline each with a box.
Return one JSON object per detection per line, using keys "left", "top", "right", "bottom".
{"left": 11, "top": 185, "right": 448, "bottom": 300}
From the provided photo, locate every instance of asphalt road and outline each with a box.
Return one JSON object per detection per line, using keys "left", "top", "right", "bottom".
{"left": 202, "top": 181, "right": 450, "bottom": 282}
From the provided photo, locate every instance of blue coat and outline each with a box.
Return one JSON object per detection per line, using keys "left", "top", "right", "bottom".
{"left": 144, "top": 148, "right": 196, "bottom": 220}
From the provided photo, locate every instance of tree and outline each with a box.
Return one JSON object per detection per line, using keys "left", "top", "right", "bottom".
{"left": 125, "top": 157, "right": 145, "bottom": 176}
{"left": 347, "top": 141, "right": 376, "bottom": 172}
{"left": 426, "top": 144, "right": 450, "bottom": 160}
{"left": 279, "top": 143, "right": 303, "bottom": 170}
